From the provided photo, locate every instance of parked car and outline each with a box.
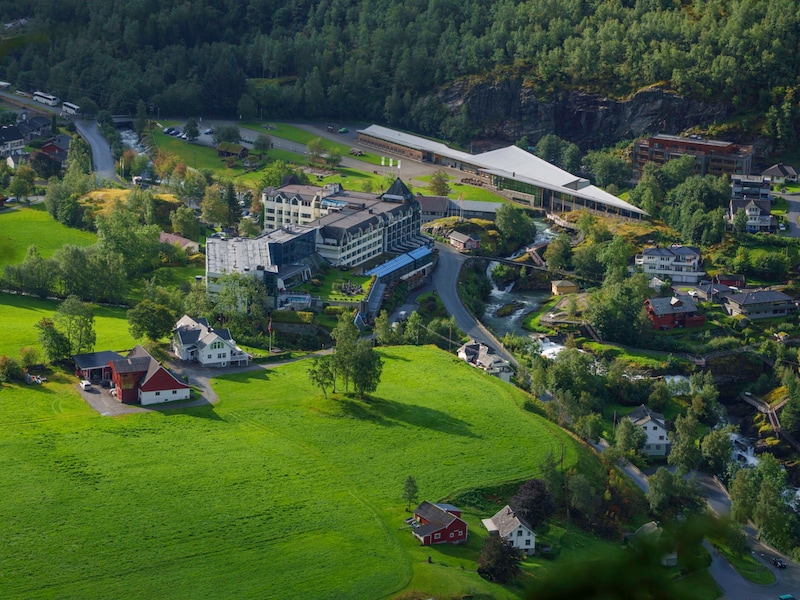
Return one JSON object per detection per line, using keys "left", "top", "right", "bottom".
{"left": 338, "top": 127, "right": 349, "bottom": 134}
{"left": 79, "top": 380, "right": 93, "bottom": 391}
{"left": 772, "top": 556, "right": 787, "bottom": 568}
{"left": 203, "top": 128, "right": 213, "bottom": 135}
{"left": 778, "top": 595, "right": 795, "bottom": 600}
{"left": 779, "top": 223, "right": 786, "bottom": 231}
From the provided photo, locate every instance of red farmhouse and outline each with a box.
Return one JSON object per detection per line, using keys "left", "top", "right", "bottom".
{"left": 412, "top": 501, "right": 468, "bottom": 546}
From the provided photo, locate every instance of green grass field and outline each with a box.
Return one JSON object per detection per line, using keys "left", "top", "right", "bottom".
{"left": 411, "top": 173, "right": 508, "bottom": 203}
{"left": 0, "top": 205, "right": 96, "bottom": 268}
{"left": 0, "top": 292, "right": 137, "bottom": 358}
{"left": 0, "top": 345, "right": 589, "bottom": 599}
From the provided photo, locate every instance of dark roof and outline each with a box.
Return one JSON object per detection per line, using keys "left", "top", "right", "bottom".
{"left": 725, "top": 290, "right": 792, "bottom": 306}
{"left": 110, "top": 345, "right": 153, "bottom": 374}
{"left": 647, "top": 295, "right": 698, "bottom": 316}
{"left": 696, "top": 282, "right": 732, "bottom": 296}
{"left": 626, "top": 404, "right": 667, "bottom": 429}
{"left": 730, "top": 197, "right": 771, "bottom": 214}
{"left": 0, "top": 125, "right": 22, "bottom": 143}
{"left": 73, "top": 350, "right": 124, "bottom": 370}
{"left": 762, "top": 163, "right": 797, "bottom": 178}
{"left": 44, "top": 134, "right": 71, "bottom": 152}
{"left": 415, "top": 195, "right": 449, "bottom": 213}
{"left": 176, "top": 327, "right": 202, "bottom": 346}
{"left": 381, "top": 178, "right": 414, "bottom": 202}
{"left": 415, "top": 501, "right": 459, "bottom": 526}
{"left": 642, "top": 245, "right": 700, "bottom": 258}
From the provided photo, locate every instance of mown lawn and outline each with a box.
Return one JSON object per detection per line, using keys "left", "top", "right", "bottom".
{"left": 0, "top": 205, "right": 96, "bottom": 269}
{"left": 295, "top": 268, "right": 372, "bottom": 302}
{"left": 0, "top": 292, "right": 137, "bottom": 358}
{"left": 411, "top": 173, "right": 509, "bottom": 203}
{"left": 0, "top": 345, "right": 587, "bottom": 599}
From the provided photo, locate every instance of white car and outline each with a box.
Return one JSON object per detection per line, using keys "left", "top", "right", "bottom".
{"left": 779, "top": 223, "right": 786, "bottom": 231}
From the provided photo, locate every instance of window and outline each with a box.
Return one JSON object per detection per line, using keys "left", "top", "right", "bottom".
{"left": 155, "top": 391, "right": 160, "bottom": 396}
{"left": 525, "top": 539, "right": 531, "bottom": 546}
{"left": 207, "top": 354, "right": 212, "bottom": 359}
{"left": 655, "top": 445, "right": 661, "bottom": 450}
{"left": 517, "top": 530, "right": 523, "bottom": 536}
{"left": 659, "top": 435, "right": 664, "bottom": 440}
{"left": 434, "top": 533, "right": 441, "bottom": 540}
{"left": 449, "top": 532, "right": 454, "bottom": 538}
{"left": 172, "top": 390, "right": 177, "bottom": 395}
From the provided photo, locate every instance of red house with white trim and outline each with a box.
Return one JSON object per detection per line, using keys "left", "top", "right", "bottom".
{"left": 412, "top": 501, "right": 468, "bottom": 546}
{"left": 109, "top": 345, "right": 190, "bottom": 405}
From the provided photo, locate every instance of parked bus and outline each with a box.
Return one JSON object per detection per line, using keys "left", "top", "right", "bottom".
{"left": 32, "top": 91, "right": 59, "bottom": 106}
{"left": 62, "top": 101, "right": 80, "bottom": 115}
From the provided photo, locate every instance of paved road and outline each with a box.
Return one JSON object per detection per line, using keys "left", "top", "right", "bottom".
{"left": 433, "top": 242, "right": 518, "bottom": 366}
{"left": 74, "top": 119, "right": 116, "bottom": 181}
{"left": 777, "top": 191, "right": 800, "bottom": 238}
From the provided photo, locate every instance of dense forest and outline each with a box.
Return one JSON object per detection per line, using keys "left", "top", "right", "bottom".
{"left": 0, "top": 0, "right": 798, "bottom": 148}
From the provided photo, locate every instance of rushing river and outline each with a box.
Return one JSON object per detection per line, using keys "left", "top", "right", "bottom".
{"left": 480, "top": 219, "right": 557, "bottom": 339}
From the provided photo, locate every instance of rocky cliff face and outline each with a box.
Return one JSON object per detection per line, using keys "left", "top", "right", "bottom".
{"left": 438, "top": 79, "right": 733, "bottom": 150}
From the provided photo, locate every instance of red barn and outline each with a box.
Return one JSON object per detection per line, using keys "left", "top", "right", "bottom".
{"left": 109, "top": 345, "right": 190, "bottom": 405}
{"left": 412, "top": 501, "right": 468, "bottom": 546}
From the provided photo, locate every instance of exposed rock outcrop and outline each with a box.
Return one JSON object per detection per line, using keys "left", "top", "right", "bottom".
{"left": 438, "top": 79, "right": 733, "bottom": 149}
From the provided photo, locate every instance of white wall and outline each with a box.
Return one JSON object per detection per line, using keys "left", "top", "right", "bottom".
{"left": 139, "top": 387, "right": 190, "bottom": 406}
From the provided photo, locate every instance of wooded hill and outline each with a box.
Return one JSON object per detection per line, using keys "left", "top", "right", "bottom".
{"left": 2, "top": 0, "right": 798, "bottom": 149}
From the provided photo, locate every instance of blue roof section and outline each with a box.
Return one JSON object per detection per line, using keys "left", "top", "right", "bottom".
{"left": 367, "top": 255, "right": 413, "bottom": 278}
{"left": 367, "top": 247, "right": 433, "bottom": 279}
{"left": 408, "top": 246, "right": 432, "bottom": 261}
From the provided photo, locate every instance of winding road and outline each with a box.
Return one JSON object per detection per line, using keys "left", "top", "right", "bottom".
{"left": 432, "top": 242, "right": 518, "bottom": 366}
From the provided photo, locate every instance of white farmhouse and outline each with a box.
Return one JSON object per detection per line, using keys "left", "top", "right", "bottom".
{"left": 482, "top": 505, "right": 536, "bottom": 555}
{"left": 172, "top": 315, "right": 249, "bottom": 367}
{"left": 625, "top": 404, "right": 670, "bottom": 457}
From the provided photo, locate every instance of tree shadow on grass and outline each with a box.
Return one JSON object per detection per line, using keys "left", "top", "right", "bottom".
{"left": 338, "top": 394, "right": 479, "bottom": 438}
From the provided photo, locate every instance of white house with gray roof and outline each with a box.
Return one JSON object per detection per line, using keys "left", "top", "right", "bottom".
{"left": 626, "top": 405, "right": 670, "bottom": 456}
{"left": 172, "top": 315, "right": 249, "bottom": 367}
{"left": 635, "top": 245, "right": 705, "bottom": 284}
{"left": 482, "top": 505, "right": 536, "bottom": 555}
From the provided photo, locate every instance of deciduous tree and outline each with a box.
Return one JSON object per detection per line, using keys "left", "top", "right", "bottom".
{"left": 510, "top": 479, "right": 554, "bottom": 529}
{"left": 402, "top": 475, "right": 418, "bottom": 510}
{"left": 668, "top": 413, "right": 702, "bottom": 475}
{"left": 477, "top": 535, "right": 521, "bottom": 584}
{"left": 351, "top": 339, "right": 383, "bottom": 400}
{"left": 615, "top": 417, "right": 646, "bottom": 456}
{"left": 427, "top": 170, "right": 451, "bottom": 196}
{"left": 307, "top": 355, "right": 334, "bottom": 399}
{"left": 55, "top": 295, "right": 96, "bottom": 355}
{"left": 35, "top": 318, "right": 71, "bottom": 363}
{"left": 183, "top": 117, "right": 199, "bottom": 142}
{"left": 127, "top": 300, "right": 176, "bottom": 341}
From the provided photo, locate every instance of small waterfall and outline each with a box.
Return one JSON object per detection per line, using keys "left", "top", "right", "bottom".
{"left": 730, "top": 433, "right": 759, "bottom": 467}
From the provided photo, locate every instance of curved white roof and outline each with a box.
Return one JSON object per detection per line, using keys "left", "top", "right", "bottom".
{"left": 358, "top": 125, "right": 646, "bottom": 216}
